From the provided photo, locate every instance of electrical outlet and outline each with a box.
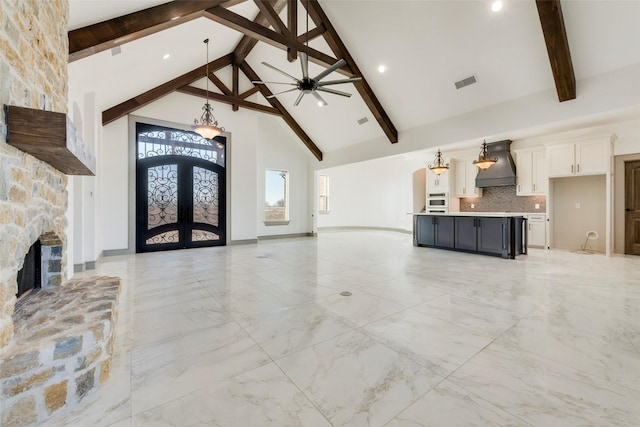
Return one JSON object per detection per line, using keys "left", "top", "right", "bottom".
{"left": 471, "top": 203, "right": 475, "bottom": 209}
{"left": 534, "top": 204, "right": 540, "bottom": 210}
{"left": 575, "top": 202, "right": 581, "bottom": 209}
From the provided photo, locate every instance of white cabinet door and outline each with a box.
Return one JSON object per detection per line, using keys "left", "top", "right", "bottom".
{"left": 453, "top": 160, "right": 466, "bottom": 197}
{"left": 577, "top": 140, "right": 607, "bottom": 175}
{"left": 516, "top": 151, "right": 533, "bottom": 195}
{"left": 532, "top": 149, "right": 548, "bottom": 193}
{"left": 426, "top": 167, "right": 450, "bottom": 192}
{"left": 466, "top": 161, "right": 482, "bottom": 196}
{"left": 453, "top": 160, "right": 482, "bottom": 197}
{"left": 547, "top": 144, "right": 575, "bottom": 177}
{"left": 528, "top": 221, "right": 546, "bottom": 247}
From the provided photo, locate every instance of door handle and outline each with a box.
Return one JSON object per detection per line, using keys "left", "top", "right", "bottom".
{"left": 577, "top": 164, "right": 580, "bottom": 173}
{"left": 571, "top": 164, "right": 574, "bottom": 173}
{"left": 626, "top": 208, "right": 632, "bottom": 212}
{"left": 533, "top": 184, "right": 536, "bottom": 191}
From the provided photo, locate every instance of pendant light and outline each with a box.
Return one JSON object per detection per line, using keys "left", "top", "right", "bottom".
{"left": 473, "top": 140, "right": 497, "bottom": 170}
{"left": 194, "top": 38, "right": 225, "bottom": 140}
{"left": 428, "top": 149, "right": 449, "bottom": 175}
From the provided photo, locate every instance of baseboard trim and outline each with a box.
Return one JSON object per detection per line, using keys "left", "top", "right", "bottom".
{"left": 258, "top": 232, "right": 314, "bottom": 241}
{"left": 102, "top": 248, "right": 134, "bottom": 257}
{"left": 228, "top": 239, "right": 258, "bottom": 245}
{"left": 317, "top": 226, "right": 412, "bottom": 234}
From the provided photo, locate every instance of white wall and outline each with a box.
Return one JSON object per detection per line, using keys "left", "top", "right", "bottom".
{"left": 316, "top": 153, "right": 427, "bottom": 232}
{"left": 551, "top": 175, "right": 607, "bottom": 253}
{"left": 256, "top": 115, "right": 313, "bottom": 237}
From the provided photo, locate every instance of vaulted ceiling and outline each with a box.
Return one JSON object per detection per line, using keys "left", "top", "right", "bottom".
{"left": 68, "top": 0, "right": 640, "bottom": 161}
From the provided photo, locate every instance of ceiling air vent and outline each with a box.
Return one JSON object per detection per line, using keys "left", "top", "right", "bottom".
{"left": 454, "top": 75, "right": 477, "bottom": 90}
{"left": 111, "top": 46, "right": 122, "bottom": 56}
{"left": 356, "top": 117, "right": 369, "bottom": 125}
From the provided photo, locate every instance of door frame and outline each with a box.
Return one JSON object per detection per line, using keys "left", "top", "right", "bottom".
{"left": 624, "top": 159, "right": 640, "bottom": 255}
{"left": 125, "top": 115, "right": 232, "bottom": 254}
{"left": 614, "top": 153, "right": 640, "bottom": 254}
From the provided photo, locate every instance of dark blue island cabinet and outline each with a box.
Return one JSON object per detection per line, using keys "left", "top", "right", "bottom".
{"left": 414, "top": 214, "right": 527, "bottom": 259}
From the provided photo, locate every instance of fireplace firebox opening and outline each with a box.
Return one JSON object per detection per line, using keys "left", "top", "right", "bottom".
{"left": 16, "top": 240, "right": 42, "bottom": 301}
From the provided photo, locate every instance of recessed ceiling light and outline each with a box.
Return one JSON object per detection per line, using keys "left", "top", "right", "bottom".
{"left": 491, "top": 1, "right": 503, "bottom": 12}
{"left": 378, "top": 64, "right": 386, "bottom": 73}
{"left": 162, "top": 53, "right": 170, "bottom": 60}
{"left": 317, "top": 101, "right": 325, "bottom": 107}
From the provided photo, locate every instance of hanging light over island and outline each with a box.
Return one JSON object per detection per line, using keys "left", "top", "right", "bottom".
{"left": 428, "top": 149, "right": 449, "bottom": 175}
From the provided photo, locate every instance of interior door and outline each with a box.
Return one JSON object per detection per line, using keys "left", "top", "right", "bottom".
{"left": 625, "top": 160, "right": 640, "bottom": 255}
{"left": 136, "top": 123, "right": 226, "bottom": 253}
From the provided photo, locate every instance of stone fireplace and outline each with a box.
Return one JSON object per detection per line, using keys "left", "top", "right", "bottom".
{"left": 0, "top": 1, "right": 119, "bottom": 425}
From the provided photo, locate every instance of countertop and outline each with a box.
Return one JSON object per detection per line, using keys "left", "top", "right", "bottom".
{"left": 413, "top": 212, "right": 529, "bottom": 217}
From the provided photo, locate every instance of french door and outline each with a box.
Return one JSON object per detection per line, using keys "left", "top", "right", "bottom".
{"left": 136, "top": 123, "right": 226, "bottom": 253}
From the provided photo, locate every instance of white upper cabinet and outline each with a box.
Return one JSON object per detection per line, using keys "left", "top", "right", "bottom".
{"left": 426, "top": 165, "right": 451, "bottom": 193}
{"left": 547, "top": 139, "right": 609, "bottom": 178}
{"left": 515, "top": 149, "right": 547, "bottom": 195}
{"left": 453, "top": 160, "right": 482, "bottom": 197}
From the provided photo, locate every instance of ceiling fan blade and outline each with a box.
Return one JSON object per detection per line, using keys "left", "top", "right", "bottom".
{"left": 251, "top": 81, "right": 297, "bottom": 85}
{"left": 316, "top": 77, "right": 362, "bottom": 87}
{"left": 299, "top": 52, "right": 309, "bottom": 79}
{"left": 293, "top": 91, "right": 306, "bottom": 106}
{"left": 261, "top": 62, "right": 299, "bottom": 82}
{"left": 311, "top": 90, "right": 327, "bottom": 107}
{"left": 313, "top": 58, "right": 347, "bottom": 82}
{"left": 267, "top": 88, "right": 299, "bottom": 98}
{"left": 316, "top": 87, "right": 352, "bottom": 97}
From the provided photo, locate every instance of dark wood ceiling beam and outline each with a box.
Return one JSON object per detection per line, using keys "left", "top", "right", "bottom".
{"left": 208, "top": 73, "right": 232, "bottom": 96}
{"left": 253, "top": 0, "right": 289, "bottom": 35}
{"left": 239, "top": 86, "right": 261, "bottom": 99}
{"left": 535, "top": 0, "right": 576, "bottom": 102}
{"left": 68, "top": 0, "right": 245, "bottom": 62}
{"left": 297, "top": 24, "right": 325, "bottom": 44}
{"left": 287, "top": 0, "right": 298, "bottom": 62}
{"left": 233, "top": 0, "right": 287, "bottom": 64}
{"left": 204, "top": 5, "right": 350, "bottom": 76}
{"left": 232, "top": 63, "right": 240, "bottom": 111}
{"left": 240, "top": 61, "right": 322, "bottom": 160}
{"left": 177, "top": 85, "right": 281, "bottom": 116}
{"left": 102, "top": 53, "right": 234, "bottom": 125}
{"left": 303, "top": 0, "right": 398, "bottom": 143}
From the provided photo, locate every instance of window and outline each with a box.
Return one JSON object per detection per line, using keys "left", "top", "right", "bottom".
{"left": 319, "top": 175, "right": 329, "bottom": 213}
{"left": 265, "top": 169, "right": 289, "bottom": 224}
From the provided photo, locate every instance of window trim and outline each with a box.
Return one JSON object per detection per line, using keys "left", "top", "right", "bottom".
{"left": 264, "top": 168, "right": 290, "bottom": 224}
{"left": 319, "top": 174, "right": 330, "bottom": 214}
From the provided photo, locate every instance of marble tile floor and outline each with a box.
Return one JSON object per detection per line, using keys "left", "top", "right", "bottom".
{"left": 45, "top": 231, "right": 640, "bottom": 426}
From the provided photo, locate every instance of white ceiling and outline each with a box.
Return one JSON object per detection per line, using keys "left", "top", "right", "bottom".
{"left": 68, "top": 0, "right": 640, "bottom": 156}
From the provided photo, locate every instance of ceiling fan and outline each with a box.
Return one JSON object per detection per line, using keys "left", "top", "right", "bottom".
{"left": 252, "top": 0, "right": 361, "bottom": 107}
{"left": 253, "top": 53, "right": 362, "bottom": 107}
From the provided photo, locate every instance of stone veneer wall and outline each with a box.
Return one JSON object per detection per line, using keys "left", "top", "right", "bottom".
{"left": 0, "top": 0, "right": 70, "bottom": 348}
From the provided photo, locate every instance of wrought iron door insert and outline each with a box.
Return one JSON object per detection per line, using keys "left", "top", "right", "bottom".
{"left": 136, "top": 123, "right": 226, "bottom": 252}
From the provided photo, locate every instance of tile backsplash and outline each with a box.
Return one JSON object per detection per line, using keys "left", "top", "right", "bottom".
{"left": 460, "top": 186, "right": 546, "bottom": 213}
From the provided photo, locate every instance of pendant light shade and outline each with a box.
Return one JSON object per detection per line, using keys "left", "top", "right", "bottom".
{"left": 473, "top": 141, "right": 497, "bottom": 170}
{"left": 193, "top": 38, "right": 225, "bottom": 140}
{"left": 428, "top": 149, "right": 449, "bottom": 175}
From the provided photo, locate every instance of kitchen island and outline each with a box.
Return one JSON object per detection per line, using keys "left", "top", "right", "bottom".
{"left": 413, "top": 213, "right": 527, "bottom": 259}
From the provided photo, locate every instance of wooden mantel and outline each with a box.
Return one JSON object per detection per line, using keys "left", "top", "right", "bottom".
{"left": 5, "top": 105, "right": 96, "bottom": 175}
